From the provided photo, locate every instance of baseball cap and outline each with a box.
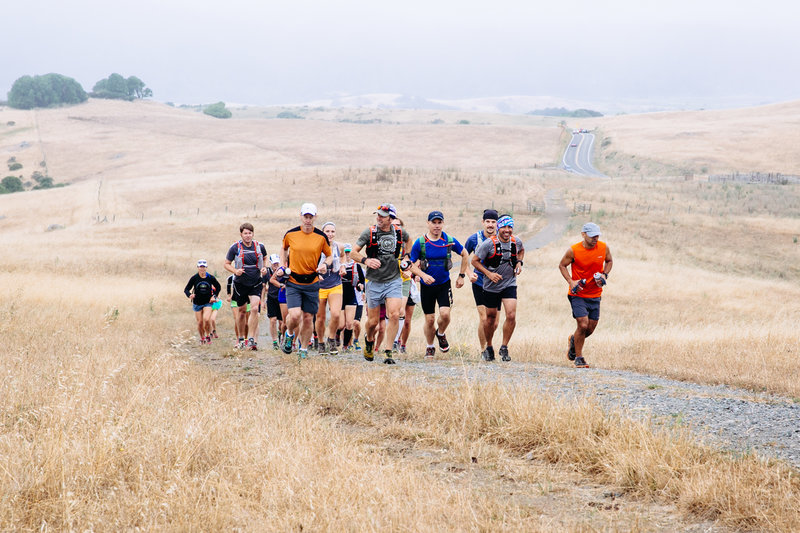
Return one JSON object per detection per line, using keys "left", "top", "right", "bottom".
{"left": 343, "top": 243, "right": 352, "bottom": 252}
{"left": 197, "top": 259, "right": 208, "bottom": 267}
{"left": 374, "top": 204, "right": 391, "bottom": 217}
{"left": 268, "top": 253, "right": 280, "bottom": 264}
{"left": 427, "top": 210, "right": 444, "bottom": 222}
{"left": 300, "top": 202, "right": 317, "bottom": 216}
{"left": 582, "top": 222, "right": 601, "bottom": 237}
{"left": 387, "top": 204, "right": 398, "bottom": 219}
{"left": 482, "top": 209, "right": 499, "bottom": 221}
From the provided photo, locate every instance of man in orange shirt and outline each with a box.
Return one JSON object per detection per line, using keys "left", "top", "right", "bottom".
{"left": 280, "top": 202, "right": 333, "bottom": 359}
{"left": 558, "top": 222, "right": 613, "bottom": 368}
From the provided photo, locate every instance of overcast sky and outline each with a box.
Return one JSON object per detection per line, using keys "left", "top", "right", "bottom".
{"left": 2, "top": 0, "right": 798, "bottom": 109}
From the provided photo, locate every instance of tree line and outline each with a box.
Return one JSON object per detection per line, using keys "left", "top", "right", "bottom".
{"left": 6, "top": 73, "right": 152, "bottom": 110}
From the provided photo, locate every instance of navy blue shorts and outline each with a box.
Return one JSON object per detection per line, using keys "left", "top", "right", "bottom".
{"left": 420, "top": 280, "right": 453, "bottom": 315}
{"left": 568, "top": 295, "right": 601, "bottom": 321}
{"left": 483, "top": 286, "right": 516, "bottom": 309}
{"left": 472, "top": 282, "right": 501, "bottom": 310}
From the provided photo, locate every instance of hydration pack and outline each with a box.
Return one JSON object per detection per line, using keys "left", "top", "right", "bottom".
{"left": 417, "top": 233, "right": 454, "bottom": 272}
{"left": 484, "top": 236, "right": 518, "bottom": 269}
{"left": 366, "top": 224, "right": 403, "bottom": 259}
{"left": 233, "top": 240, "right": 264, "bottom": 271}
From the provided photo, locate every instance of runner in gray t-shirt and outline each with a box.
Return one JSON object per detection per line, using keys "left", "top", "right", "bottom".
{"left": 349, "top": 203, "right": 411, "bottom": 364}
{"left": 471, "top": 215, "right": 525, "bottom": 362}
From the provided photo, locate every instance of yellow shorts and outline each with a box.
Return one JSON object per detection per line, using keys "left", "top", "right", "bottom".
{"left": 319, "top": 284, "right": 343, "bottom": 300}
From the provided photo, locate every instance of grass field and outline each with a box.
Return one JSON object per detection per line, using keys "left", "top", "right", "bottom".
{"left": 1, "top": 99, "right": 799, "bottom": 530}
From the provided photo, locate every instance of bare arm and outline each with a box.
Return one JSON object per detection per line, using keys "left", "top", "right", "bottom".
{"left": 558, "top": 247, "right": 581, "bottom": 291}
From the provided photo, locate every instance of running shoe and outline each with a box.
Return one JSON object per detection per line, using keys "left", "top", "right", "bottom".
{"left": 393, "top": 340, "right": 400, "bottom": 352}
{"left": 383, "top": 350, "right": 396, "bottom": 365}
{"left": 200, "top": 337, "right": 206, "bottom": 345}
{"left": 237, "top": 338, "right": 246, "bottom": 350}
{"left": 436, "top": 331, "right": 450, "bottom": 353}
{"left": 281, "top": 333, "right": 294, "bottom": 354}
{"left": 399, "top": 344, "right": 407, "bottom": 354}
{"left": 482, "top": 346, "right": 495, "bottom": 362}
{"left": 205, "top": 336, "right": 211, "bottom": 344}
{"left": 212, "top": 330, "right": 219, "bottom": 339}
{"left": 499, "top": 345, "right": 510, "bottom": 362}
{"left": 425, "top": 346, "right": 435, "bottom": 359}
{"left": 574, "top": 356, "right": 590, "bottom": 368}
{"left": 364, "top": 337, "right": 375, "bottom": 361}
{"left": 273, "top": 340, "right": 279, "bottom": 350}
{"left": 353, "top": 339, "right": 362, "bottom": 351}
{"left": 567, "top": 335, "right": 576, "bottom": 361}
{"left": 249, "top": 338, "right": 257, "bottom": 351}
{"left": 298, "top": 349, "right": 308, "bottom": 359}
{"left": 327, "top": 338, "right": 338, "bottom": 356}
{"left": 317, "top": 339, "right": 328, "bottom": 356}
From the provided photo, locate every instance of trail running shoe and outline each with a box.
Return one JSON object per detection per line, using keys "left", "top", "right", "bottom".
{"left": 393, "top": 340, "right": 400, "bottom": 352}
{"left": 499, "top": 345, "right": 510, "bottom": 361}
{"left": 436, "top": 331, "right": 450, "bottom": 353}
{"left": 353, "top": 340, "right": 361, "bottom": 351}
{"left": 200, "top": 337, "right": 206, "bottom": 345}
{"left": 383, "top": 350, "right": 396, "bottom": 365}
{"left": 273, "top": 340, "right": 279, "bottom": 350}
{"left": 212, "top": 330, "right": 219, "bottom": 339}
{"left": 482, "top": 346, "right": 495, "bottom": 362}
{"left": 327, "top": 338, "right": 338, "bottom": 356}
{"left": 567, "top": 335, "right": 576, "bottom": 361}
{"left": 574, "top": 356, "right": 589, "bottom": 368}
{"left": 237, "top": 338, "right": 246, "bottom": 350}
{"left": 298, "top": 349, "right": 308, "bottom": 359}
{"left": 364, "top": 337, "right": 375, "bottom": 361}
{"left": 425, "top": 346, "right": 435, "bottom": 359}
{"left": 399, "top": 344, "right": 406, "bottom": 354}
{"left": 281, "top": 333, "right": 294, "bottom": 354}
{"left": 249, "top": 338, "right": 257, "bottom": 351}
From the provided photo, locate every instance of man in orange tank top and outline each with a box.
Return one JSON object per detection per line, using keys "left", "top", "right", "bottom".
{"left": 558, "top": 222, "right": 613, "bottom": 368}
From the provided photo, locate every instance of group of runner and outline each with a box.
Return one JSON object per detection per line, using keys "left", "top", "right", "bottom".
{"left": 183, "top": 203, "right": 612, "bottom": 368}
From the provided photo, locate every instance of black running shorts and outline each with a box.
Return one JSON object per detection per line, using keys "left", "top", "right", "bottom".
{"left": 420, "top": 280, "right": 453, "bottom": 315}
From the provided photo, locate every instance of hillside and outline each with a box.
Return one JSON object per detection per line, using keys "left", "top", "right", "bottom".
{"left": 579, "top": 99, "right": 800, "bottom": 176}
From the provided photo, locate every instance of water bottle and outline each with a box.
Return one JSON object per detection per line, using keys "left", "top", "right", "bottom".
{"left": 593, "top": 272, "right": 606, "bottom": 287}
{"left": 571, "top": 279, "right": 586, "bottom": 294}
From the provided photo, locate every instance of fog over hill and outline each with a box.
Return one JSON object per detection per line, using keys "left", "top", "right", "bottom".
{"left": 252, "top": 93, "right": 785, "bottom": 116}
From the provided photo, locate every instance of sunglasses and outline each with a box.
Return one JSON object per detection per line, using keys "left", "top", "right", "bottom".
{"left": 377, "top": 204, "right": 391, "bottom": 212}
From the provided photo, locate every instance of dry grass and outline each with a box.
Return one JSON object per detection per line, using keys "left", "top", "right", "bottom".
{"left": 582, "top": 100, "right": 800, "bottom": 176}
{"left": 1, "top": 99, "right": 800, "bottom": 530}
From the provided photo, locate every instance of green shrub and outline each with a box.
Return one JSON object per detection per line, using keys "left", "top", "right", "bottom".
{"left": 203, "top": 102, "right": 232, "bottom": 119}
{"left": 1, "top": 176, "right": 23, "bottom": 193}
{"left": 8, "top": 162, "right": 22, "bottom": 171}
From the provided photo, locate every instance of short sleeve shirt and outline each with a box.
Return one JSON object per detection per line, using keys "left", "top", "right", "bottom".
{"left": 356, "top": 226, "right": 411, "bottom": 283}
{"left": 409, "top": 232, "right": 464, "bottom": 286}
{"left": 464, "top": 230, "right": 490, "bottom": 287}
{"left": 225, "top": 242, "right": 268, "bottom": 286}
{"left": 474, "top": 236, "right": 524, "bottom": 293}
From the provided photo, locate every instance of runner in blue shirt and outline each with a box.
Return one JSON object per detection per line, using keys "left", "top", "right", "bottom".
{"left": 463, "top": 209, "right": 499, "bottom": 353}
{"left": 409, "top": 210, "right": 469, "bottom": 358}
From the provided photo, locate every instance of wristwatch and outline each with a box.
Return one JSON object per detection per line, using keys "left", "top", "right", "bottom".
{"left": 518, "top": 261, "right": 524, "bottom": 266}
{"left": 458, "top": 273, "right": 466, "bottom": 278}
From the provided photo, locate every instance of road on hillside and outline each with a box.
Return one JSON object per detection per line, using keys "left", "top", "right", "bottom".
{"left": 561, "top": 132, "right": 606, "bottom": 177}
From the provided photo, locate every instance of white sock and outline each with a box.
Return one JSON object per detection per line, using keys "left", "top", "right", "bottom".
{"left": 395, "top": 318, "right": 405, "bottom": 341}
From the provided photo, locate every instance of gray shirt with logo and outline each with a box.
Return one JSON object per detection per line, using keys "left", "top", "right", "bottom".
{"left": 475, "top": 236, "right": 523, "bottom": 293}
{"left": 356, "top": 226, "right": 410, "bottom": 283}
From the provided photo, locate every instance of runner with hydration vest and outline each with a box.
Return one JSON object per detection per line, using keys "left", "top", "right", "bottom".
{"left": 471, "top": 214, "right": 525, "bottom": 362}
{"left": 316, "top": 221, "right": 346, "bottom": 355}
{"left": 224, "top": 223, "right": 268, "bottom": 350}
{"left": 349, "top": 203, "right": 411, "bottom": 364}
{"left": 184, "top": 259, "right": 222, "bottom": 345}
{"left": 464, "top": 208, "right": 499, "bottom": 353}
{"left": 409, "top": 210, "right": 470, "bottom": 359}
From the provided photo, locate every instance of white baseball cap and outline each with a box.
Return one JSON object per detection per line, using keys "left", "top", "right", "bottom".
{"left": 581, "top": 222, "right": 601, "bottom": 237}
{"left": 197, "top": 259, "right": 208, "bottom": 267}
{"left": 268, "top": 253, "right": 280, "bottom": 264}
{"left": 300, "top": 202, "right": 317, "bottom": 216}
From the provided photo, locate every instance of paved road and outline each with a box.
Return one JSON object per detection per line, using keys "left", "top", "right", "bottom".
{"left": 562, "top": 132, "right": 606, "bottom": 177}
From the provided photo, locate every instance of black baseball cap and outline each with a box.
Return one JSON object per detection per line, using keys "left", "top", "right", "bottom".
{"left": 482, "top": 209, "right": 499, "bottom": 220}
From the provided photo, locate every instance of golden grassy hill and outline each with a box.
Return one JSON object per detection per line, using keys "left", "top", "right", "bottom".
{"left": 579, "top": 99, "right": 800, "bottom": 176}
